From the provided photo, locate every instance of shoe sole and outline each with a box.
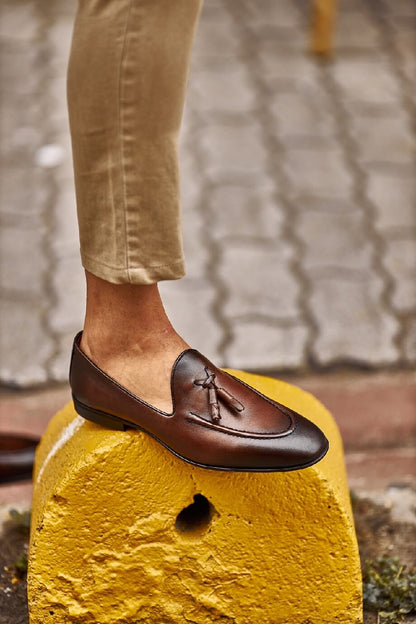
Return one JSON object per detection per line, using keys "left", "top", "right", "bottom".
{"left": 73, "top": 395, "right": 329, "bottom": 473}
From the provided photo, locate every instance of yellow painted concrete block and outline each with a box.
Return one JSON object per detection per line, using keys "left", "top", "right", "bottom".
{"left": 28, "top": 371, "right": 362, "bottom": 624}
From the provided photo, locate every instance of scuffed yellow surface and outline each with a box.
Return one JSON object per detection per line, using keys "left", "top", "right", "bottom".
{"left": 28, "top": 371, "right": 362, "bottom": 624}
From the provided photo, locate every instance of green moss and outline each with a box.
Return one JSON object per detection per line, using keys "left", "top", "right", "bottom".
{"left": 9, "top": 508, "right": 31, "bottom": 531}
{"left": 8, "top": 509, "right": 30, "bottom": 578}
{"left": 14, "top": 551, "right": 28, "bottom": 574}
{"left": 363, "top": 557, "right": 416, "bottom": 624}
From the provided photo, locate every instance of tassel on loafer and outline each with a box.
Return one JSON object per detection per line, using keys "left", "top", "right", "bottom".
{"left": 70, "top": 332, "right": 329, "bottom": 472}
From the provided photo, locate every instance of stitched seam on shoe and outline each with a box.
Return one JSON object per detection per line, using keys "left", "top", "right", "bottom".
{"left": 187, "top": 412, "right": 296, "bottom": 439}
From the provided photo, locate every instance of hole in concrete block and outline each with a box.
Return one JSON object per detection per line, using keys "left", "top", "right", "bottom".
{"left": 175, "top": 494, "right": 214, "bottom": 533}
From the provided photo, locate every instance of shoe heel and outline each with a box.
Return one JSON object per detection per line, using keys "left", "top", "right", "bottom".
{"left": 73, "top": 397, "right": 126, "bottom": 431}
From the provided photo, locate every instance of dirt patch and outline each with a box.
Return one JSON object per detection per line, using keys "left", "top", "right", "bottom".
{"left": 353, "top": 495, "right": 416, "bottom": 570}
{"left": 0, "top": 515, "right": 30, "bottom": 624}
{"left": 0, "top": 496, "right": 415, "bottom": 623}
{"left": 353, "top": 494, "right": 416, "bottom": 624}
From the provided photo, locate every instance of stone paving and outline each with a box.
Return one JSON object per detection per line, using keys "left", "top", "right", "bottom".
{"left": 0, "top": 0, "right": 415, "bottom": 386}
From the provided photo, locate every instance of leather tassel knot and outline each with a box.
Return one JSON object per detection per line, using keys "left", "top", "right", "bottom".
{"left": 194, "top": 367, "right": 244, "bottom": 423}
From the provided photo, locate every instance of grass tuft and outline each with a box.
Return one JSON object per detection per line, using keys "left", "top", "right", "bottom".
{"left": 363, "top": 557, "right": 416, "bottom": 624}
{"left": 9, "top": 508, "right": 31, "bottom": 531}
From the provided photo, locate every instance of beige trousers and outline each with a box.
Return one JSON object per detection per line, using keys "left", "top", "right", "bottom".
{"left": 67, "top": 0, "right": 203, "bottom": 284}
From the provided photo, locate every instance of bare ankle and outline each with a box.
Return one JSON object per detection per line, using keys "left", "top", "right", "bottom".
{"left": 82, "top": 270, "right": 185, "bottom": 356}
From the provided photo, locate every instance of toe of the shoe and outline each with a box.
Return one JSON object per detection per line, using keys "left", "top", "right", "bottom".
{"left": 281, "top": 413, "right": 329, "bottom": 469}
{"left": 251, "top": 413, "right": 328, "bottom": 471}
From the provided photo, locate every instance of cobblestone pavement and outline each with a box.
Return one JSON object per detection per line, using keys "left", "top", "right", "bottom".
{"left": 1, "top": 0, "right": 415, "bottom": 386}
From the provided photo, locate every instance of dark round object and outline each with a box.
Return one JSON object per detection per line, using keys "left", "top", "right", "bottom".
{"left": 0, "top": 434, "right": 39, "bottom": 484}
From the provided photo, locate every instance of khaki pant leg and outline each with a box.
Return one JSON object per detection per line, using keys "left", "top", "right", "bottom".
{"left": 67, "top": 0, "right": 202, "bottom": 284}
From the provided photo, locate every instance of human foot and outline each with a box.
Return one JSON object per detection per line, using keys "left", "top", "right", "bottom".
{"left": 80, "top": 328, "right": 189, "bottom": 413}
{"left": 81, "top": 272, "right": 189, "bottom": 413}
{"left": 70, "top": 332, "right": 329, "bottom": 472}
{"left": 75, "top": 272, "right": 329, "bottom": 471}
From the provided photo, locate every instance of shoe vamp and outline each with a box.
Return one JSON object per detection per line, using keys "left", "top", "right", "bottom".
{"left": 174, "top": 370, "right": 294, "bottom": 436}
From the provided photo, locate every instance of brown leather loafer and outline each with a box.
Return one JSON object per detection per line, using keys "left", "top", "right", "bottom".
{"left": 0, "top": 433, "right": 39, "bottom": 483}
{"left": 70, "top": 332, "right": 328, "bottom": 472}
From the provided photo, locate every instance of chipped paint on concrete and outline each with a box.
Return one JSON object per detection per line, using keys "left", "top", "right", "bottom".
{"left": 36, "top": 416, "right": 84, "bottom": 484}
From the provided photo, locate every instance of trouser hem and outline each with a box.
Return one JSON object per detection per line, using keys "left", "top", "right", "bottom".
{"left": 81, "top": 253, "right": 186, "bottom": 285}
